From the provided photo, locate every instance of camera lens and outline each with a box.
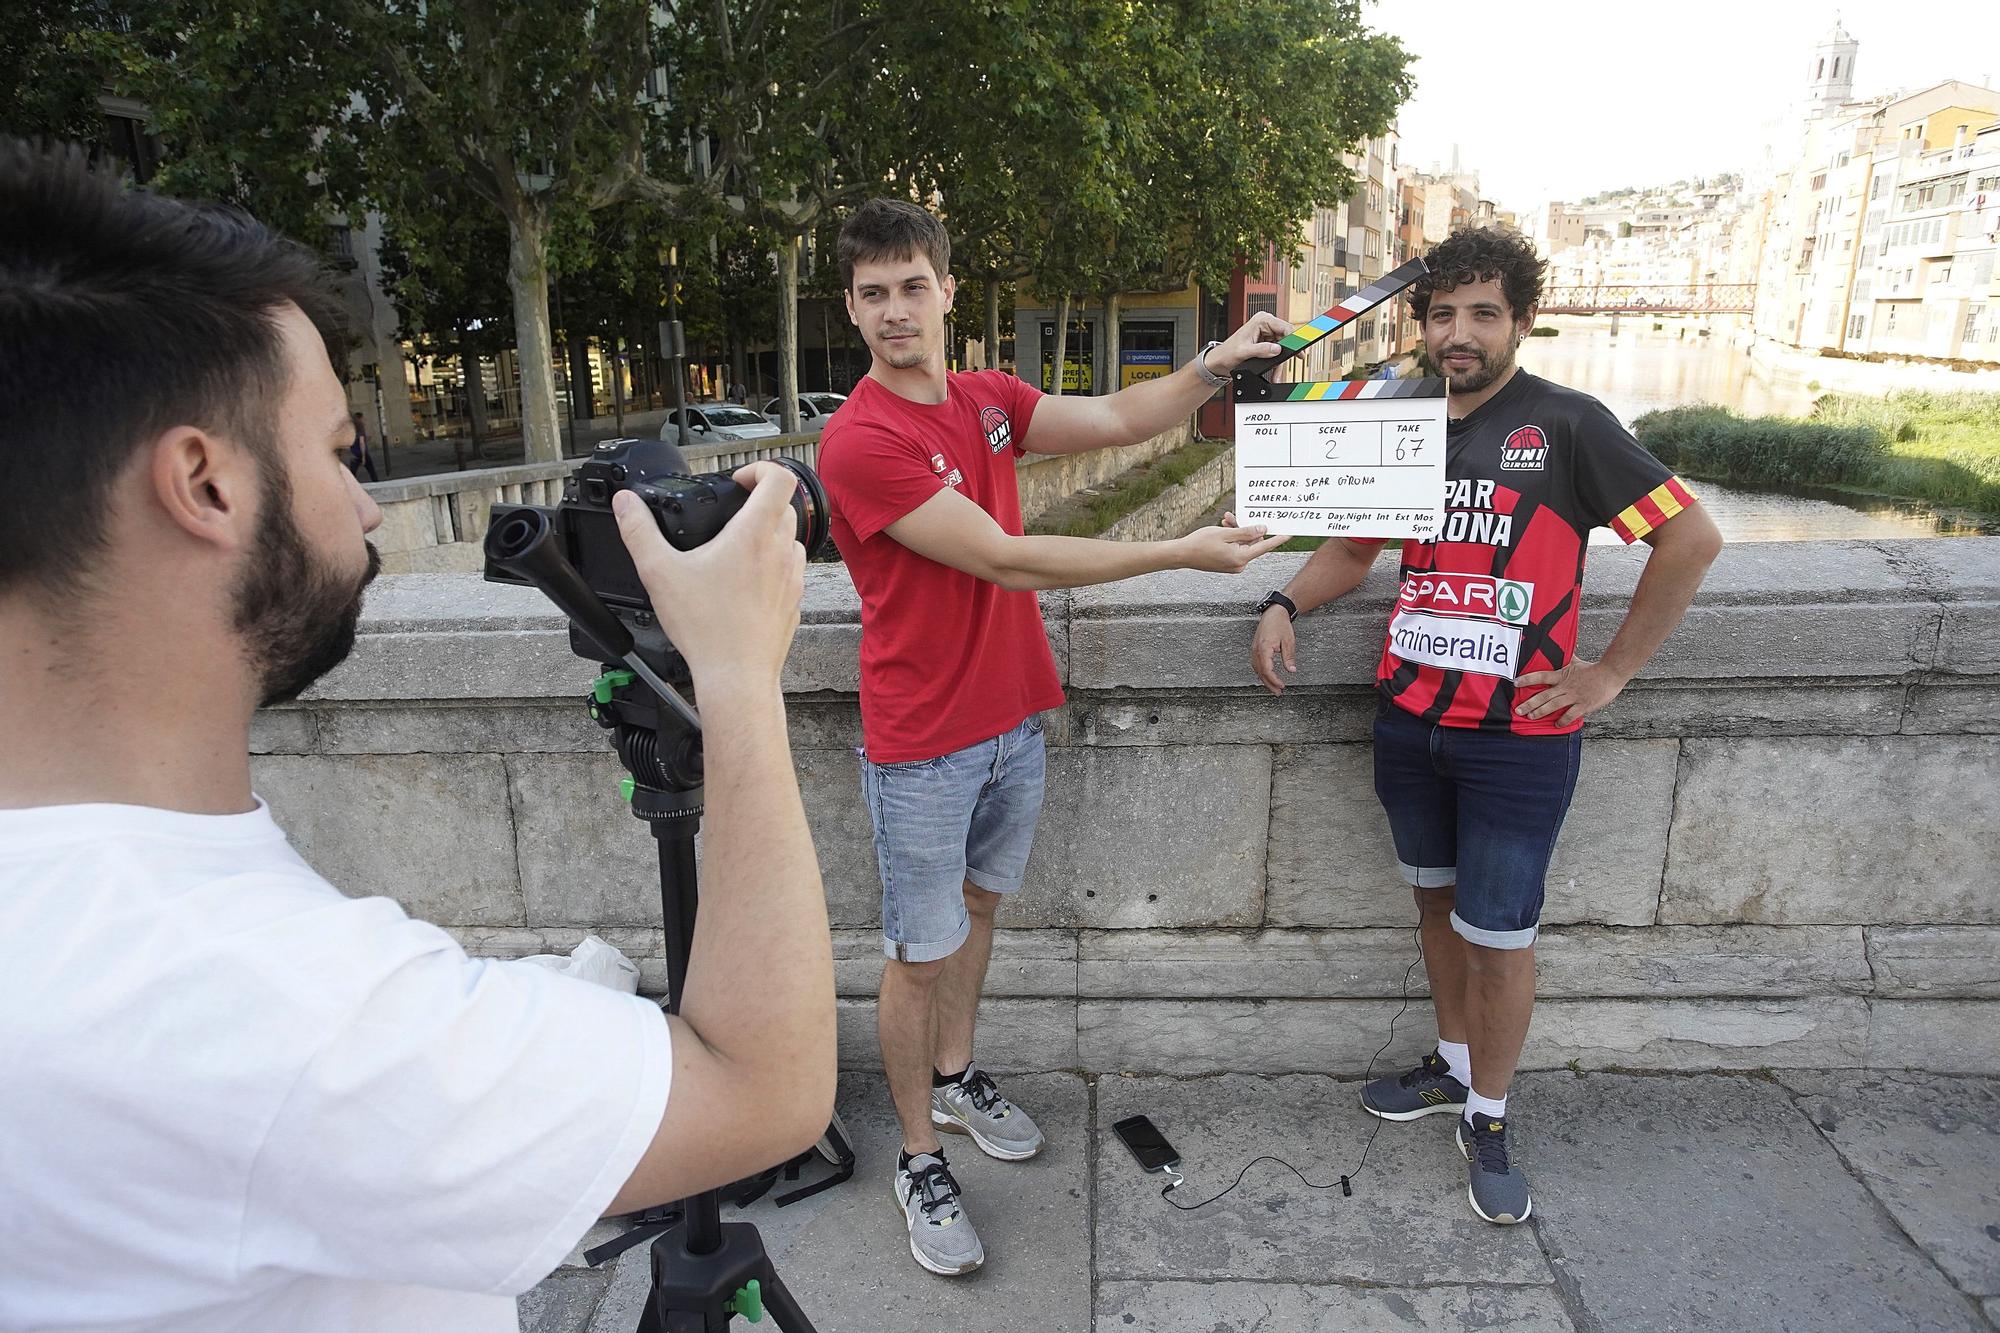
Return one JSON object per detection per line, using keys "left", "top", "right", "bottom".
{"left": 775, "top": 459, "right": 831, "bottom": 558}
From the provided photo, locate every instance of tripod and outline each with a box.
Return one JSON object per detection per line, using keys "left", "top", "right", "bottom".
{"left": 588, "top": 663, "right": 821, "bottom": 1333}
{"left": 481, "top": 492, "right": 827, "bottom": 1329}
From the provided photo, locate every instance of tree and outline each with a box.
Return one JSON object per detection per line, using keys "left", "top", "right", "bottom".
{"left": 335, "top": 0, "right": 662, "bottom": 462}
{"left": 0, "top": 0, "right": 126, "bottom": 146}
{"left": 633, "top": 1, "right": 899, "bottom": 431}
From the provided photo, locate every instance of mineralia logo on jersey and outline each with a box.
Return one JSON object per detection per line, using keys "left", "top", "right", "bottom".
{"left": 1500, "top": 424, "right": 1548, "bottom": 471}
{"left": 1389, "top": 572, "right": 1536, "bottom": 678}
{"left": 980, "top": 405, "right": 1013, "bottom": 453}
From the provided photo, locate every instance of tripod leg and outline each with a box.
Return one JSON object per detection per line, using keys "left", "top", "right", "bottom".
{"left": 758, "top": 1269, "right": 818, "bottom": 1333}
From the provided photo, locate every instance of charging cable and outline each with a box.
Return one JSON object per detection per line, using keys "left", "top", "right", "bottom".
{"left": 1157, "top": 921, "right": 1425, "bottom": 1211}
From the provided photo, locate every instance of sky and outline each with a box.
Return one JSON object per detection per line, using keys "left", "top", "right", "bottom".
{"left": 1363, "top": 0, "right": 2000, "bottom": 218}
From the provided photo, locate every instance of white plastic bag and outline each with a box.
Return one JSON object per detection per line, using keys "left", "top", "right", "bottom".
{"left": 517, "top": 935, "right": 641, "bottom": 993}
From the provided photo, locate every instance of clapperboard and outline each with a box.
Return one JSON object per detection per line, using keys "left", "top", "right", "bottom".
{"left": 1231, "top": 258, "right": 1446, "bottom": 541}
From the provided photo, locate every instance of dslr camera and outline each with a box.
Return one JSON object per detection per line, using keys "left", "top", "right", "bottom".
{"left": 483, "top": 436, "right": 830, "bottom": 668}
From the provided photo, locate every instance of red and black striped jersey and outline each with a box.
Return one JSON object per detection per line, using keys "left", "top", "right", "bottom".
{"left": 1359, "top": 371, "right": 1695, "bottom": 736}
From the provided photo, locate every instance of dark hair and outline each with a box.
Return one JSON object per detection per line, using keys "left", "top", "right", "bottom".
{"left": 1410, "top": 227, "right": 1547, "bottom": 322}
{"left": 837, "top": 199, "right": 950, "bottom": 291}
{"left": 0, "top": 138, "right": 349, "bottom": 601}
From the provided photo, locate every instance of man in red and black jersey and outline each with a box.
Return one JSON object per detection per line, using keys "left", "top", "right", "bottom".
{"left": 1246, "top": 227, "right": 1722, "bottom": 1225}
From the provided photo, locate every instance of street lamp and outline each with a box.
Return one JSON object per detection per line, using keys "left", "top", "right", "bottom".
{"left": 661, "top": 243, "right": 691, "bottom": 450}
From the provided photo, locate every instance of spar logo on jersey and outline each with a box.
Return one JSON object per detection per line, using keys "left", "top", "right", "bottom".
{"left": 981, "top": 405, "right": 1014, "bottom": 453}
{"left": 931, "top": 453, "right": 949, "bottom": 474}
{"left": 1397, "top": 572, "right": 1536, "bottom": 626}
{"left": 1500, "top": 424, "right": 1548, "bottom": 471}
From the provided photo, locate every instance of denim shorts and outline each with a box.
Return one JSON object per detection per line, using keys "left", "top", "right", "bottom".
{"left": 1371, "top": 703, "right": 1583, "bottom": 950}
{"left": 861, "top": 715, "right": 1047, "bottom": 963}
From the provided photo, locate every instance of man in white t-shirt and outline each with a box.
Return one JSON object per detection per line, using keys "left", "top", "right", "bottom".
{"left": 0, "top": 143, "right": 835, "bottom": 1330}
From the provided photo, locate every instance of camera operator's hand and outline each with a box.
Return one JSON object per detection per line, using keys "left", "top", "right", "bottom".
{"left": 613, "top": 463, "right": 806, "bottom": 693}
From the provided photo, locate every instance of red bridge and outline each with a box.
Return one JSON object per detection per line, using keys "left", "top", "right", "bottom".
{"left": 1538, "top": 283, "right": 1756, "bottom": 315}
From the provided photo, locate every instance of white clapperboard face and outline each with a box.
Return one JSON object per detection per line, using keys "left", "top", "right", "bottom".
{"left": 1233, "top": 378, "right": 1447, "bottom": 541}
{"left": 1229, "top": 257, "right": 1445, "bottom": 541}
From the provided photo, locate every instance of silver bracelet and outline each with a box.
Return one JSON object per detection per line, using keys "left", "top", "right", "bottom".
{"left": 1194, "top": 340, "right": 1228, "bottom": 388}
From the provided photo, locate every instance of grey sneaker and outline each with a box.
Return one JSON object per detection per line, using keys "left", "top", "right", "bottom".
{"left": 931, "top": 1064, "right": 1045, "bottom": 1160}
{"left": 893, "top": 1151, "right": 984, "bottom": 1276}
{"left": 1360, "top": 1051, "right": 1470, "bottom": 1121}
{"left": 1457, "top": 1114, "right": 1532, "bottom": 1224}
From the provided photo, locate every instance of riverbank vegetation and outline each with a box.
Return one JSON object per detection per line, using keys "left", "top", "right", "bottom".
{"left": 1634, "top": 390, "right": 2000, "bottom": 514}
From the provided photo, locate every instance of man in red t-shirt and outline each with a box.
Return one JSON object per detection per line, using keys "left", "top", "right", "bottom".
{"left": 1247, "top": 227, "right": 1723, "bottom": 1227}
{"left": 819, "top": 199, "right": 1287, "bottom": 1276}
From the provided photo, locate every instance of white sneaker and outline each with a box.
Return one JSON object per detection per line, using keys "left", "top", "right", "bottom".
{"left": 893, "top": 1151, "right": 984, "bottom": 1276}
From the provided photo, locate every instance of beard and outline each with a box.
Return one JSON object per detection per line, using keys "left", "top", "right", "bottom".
{"left": 232, "top": 465, "right": 381, "bottom": 709}
{"left": 874, "top": 326, "right": 930, "bottom": 370}
{"left": 1438, "top": 339, "right": 1516, "bottom": 395}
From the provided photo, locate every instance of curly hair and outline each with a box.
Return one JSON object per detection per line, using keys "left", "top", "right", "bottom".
{"left": 1409, "top": 227, "right": 1547, "bottom": 322}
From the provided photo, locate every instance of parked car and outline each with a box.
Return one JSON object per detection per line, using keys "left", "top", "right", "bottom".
{"left": 659, "top": 403, "right": 783, "bottom": 443}
{"left": 763, "top": 392, "right": 848, "bottom": 434}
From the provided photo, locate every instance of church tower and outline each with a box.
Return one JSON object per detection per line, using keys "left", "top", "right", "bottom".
{"left": 1807, "top": 18, "right": 1859, "bottom": 117}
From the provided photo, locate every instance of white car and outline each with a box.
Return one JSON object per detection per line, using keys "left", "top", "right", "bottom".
{"left": 763, "top": 393, "right": 848, "bottom": 435}
{"left": 660, "top": 403, "right": 783, "bottom": 443}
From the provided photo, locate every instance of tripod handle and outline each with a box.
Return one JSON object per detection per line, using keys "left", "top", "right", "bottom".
{"left": 486, "top": 506, "right": 635, "bottom": 662}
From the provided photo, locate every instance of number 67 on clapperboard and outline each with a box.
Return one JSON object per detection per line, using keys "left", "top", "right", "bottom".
{"left": 1229, "top": 258, "right": 1443, "bottom": 541}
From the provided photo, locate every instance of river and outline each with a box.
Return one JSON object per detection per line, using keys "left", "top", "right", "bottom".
{"left": 1516, "top": 315, "right": 1998, "bottom": 542}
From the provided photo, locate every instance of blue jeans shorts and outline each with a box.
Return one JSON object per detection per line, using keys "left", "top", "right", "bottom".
{"left": 1371, "top": 703, "right": 1583, "bottom": 950}
{"left": 861, "top": 715, "right": 1047, "bottom": 963}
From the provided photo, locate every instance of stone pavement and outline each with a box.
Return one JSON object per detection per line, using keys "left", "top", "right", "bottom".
{"left": 522, "top": 1069, "right": 2000, "bottom": 1332}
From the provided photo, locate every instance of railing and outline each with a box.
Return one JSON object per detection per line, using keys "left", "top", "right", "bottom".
{"left": 361, "top": 434, "right": 821, "bottom": 574}
{"left": 1539, "top": 283, "right": 1757, "bottom": 314}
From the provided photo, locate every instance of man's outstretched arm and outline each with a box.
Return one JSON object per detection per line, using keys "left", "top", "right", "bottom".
{"left": 605, "top": 464, "right": 836, "bottom": 1214}
{"left": 1021, "top": 313, "right": 1293, "bottom": 456}
{"left": 884, "top": 485, "right": 1286, "bottom": 592}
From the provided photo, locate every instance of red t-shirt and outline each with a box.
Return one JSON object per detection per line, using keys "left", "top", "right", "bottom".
{"left": 1358, "top": 371, "right": 1695, "bottom": 736}
{"left": 818, "top": 371, "right": 1065, "bottom": 763}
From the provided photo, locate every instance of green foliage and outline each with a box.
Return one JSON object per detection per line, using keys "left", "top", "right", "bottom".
{"left": 1633, "top": 405, "right": 1888, "bottom": 488}
{"left": 0, "top": 1, "right": 125, "bottom": 144}
{"left": 1028, "top": 437, "right": 1234, "bottom": 538}
{"left": 1634, "top": 393, "right": 2000, "bottom": 513}
{"left": 1528, "top": 326, "right": 1559, "bottom": 337}
{"left": 31, "top": 0, "right": 1418, "bottom": 450}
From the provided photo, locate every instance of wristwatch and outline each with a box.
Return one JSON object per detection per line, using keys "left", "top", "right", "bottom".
{"left": 1194, "top": 340, "right": 1229, "bottom": 388}
{"left": 1255, "top": 590, "right": 1298, "bottom": 622}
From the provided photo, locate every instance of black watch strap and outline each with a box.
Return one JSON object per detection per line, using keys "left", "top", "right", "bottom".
{"left": 1256, "top": 590, "right": 1298, "bottom": 622}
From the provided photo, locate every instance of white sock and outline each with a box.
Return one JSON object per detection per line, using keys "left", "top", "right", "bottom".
{"left": 1436, "top": 1040, "right": 1471, "bottom": 1087}
{"left": 1465, "top": 1090, "right": 1508, "bottom": 1124}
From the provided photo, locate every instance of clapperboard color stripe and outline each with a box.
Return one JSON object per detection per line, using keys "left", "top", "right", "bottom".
{"left": 1273, "top": 256, "right": 1430, "bottom": 357}
{"left": 1274, "top": 377, "right": 1442, "bottom": 401}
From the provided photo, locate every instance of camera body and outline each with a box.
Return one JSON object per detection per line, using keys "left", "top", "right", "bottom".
{"left": 486, "top": 434, "right": 828, "bottom": 603}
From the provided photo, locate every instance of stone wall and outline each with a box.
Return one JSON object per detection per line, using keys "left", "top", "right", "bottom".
{"left": 1017, "top": 420, "right": 1192, "bottom": 522}
{"left": 263, "top": 538, "right": 2000, "bottom": 1076}
{"left": 1099, "top": 446, "right": 1235, "bottom": 544}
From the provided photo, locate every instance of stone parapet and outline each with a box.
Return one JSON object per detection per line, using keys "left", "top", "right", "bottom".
{"left": 268, "top": 537, "right": 2000, "bottom": 1074}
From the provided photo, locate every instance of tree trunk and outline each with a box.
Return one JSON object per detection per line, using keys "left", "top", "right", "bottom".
{"left": 464, "top": 337, "right": 489, "bottom": 451}
{"left": 611, "top": 336, "right": 625, "bottom": 431}
{"left": 567, "top": 332, "right": 594, "bottom": 429}
{"left": 1051, "top": 292, "right": 1071, "bottom": 397}
{"left": 1103, "top": 291, "right": 1122, "bottom": 395}
{"left": 505, "top": 211, "right": 562, "bottom": 463}
{"left": 777, "top": 236, "right": 802, "bottom": 433}
{"left": 985, "top": 279, "right": 1001, "bottom": 370}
